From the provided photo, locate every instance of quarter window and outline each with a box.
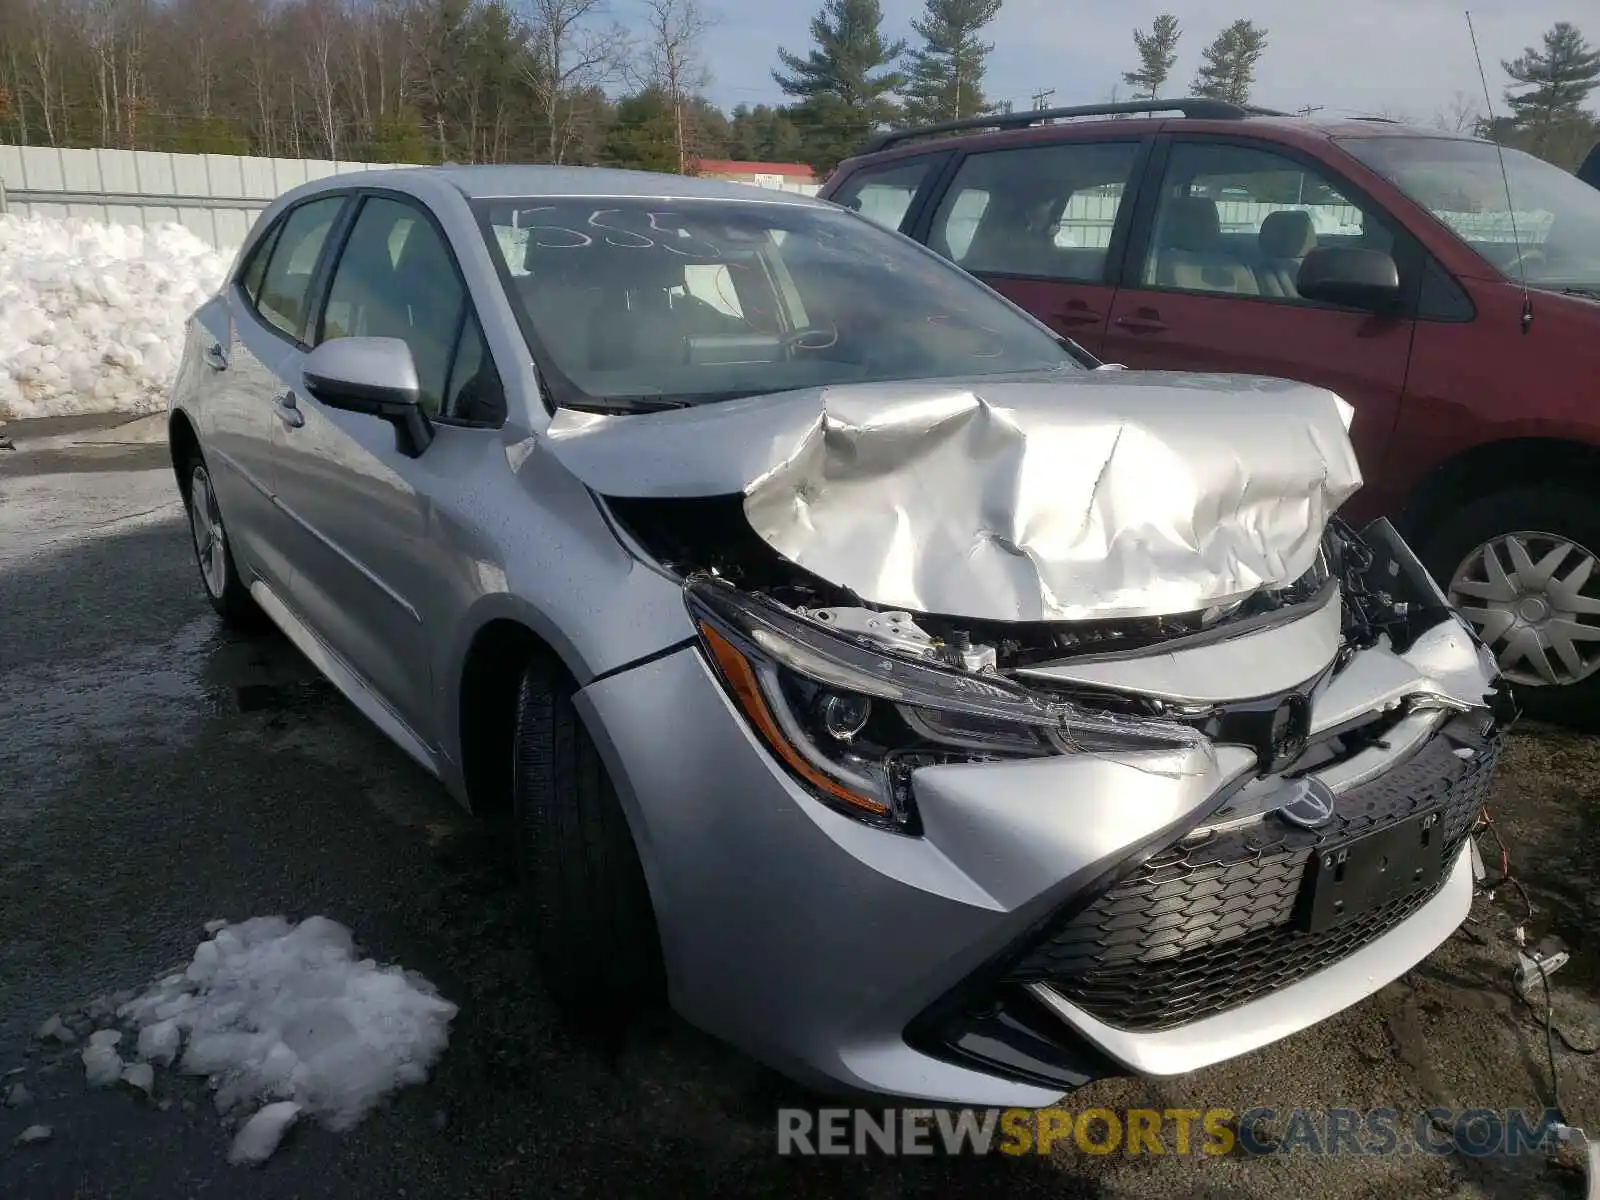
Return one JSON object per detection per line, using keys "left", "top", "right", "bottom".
{"left": 928, "top": 141, "right": 1142, "bottom": 283}
{"left": 238, "top": 221, "right": 281, "bottom": 305}
{"left": 442, "top": 310, "right": 506, "bottom": 425}
{"left": 829, "top": 158, "right": 941, "bottom": 232}
{"left": 318, "top": 196, "right": 468, "bottom": 418}
{"left": 1142, "top": 142, "right": 1398, "bottom": 301}
{"left": 254, "top": 197, "right": 345, "bottom": 340}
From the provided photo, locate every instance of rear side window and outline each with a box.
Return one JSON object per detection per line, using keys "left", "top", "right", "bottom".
{"left": 929, "top": 142, "right": 1142, "bottom": 283}
{"left": 318, "top": 196, "right": 470, "bottom": 419}
{"left": 829, "top": 158, "right": 941, "bottom": 232}
{"left": 238, "top": 220, "right": 281, "bottom": 305}
{"left": 255, "top": 197, "right": 345, "bottom": 340}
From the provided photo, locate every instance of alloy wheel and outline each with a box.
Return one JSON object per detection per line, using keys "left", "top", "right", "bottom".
{"left": 188, "top": 465, "right": 229, "bottom": 600}
{"left": 1448, "top": 530, "right": 1600, "bottom": 687}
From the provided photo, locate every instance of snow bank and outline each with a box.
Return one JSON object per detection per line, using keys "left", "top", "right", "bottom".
{"left": 116, "top": 916, "right": 458, "bottom": 1136}
{"left": 0, "top": 213, "right": 232, "bottom": 421}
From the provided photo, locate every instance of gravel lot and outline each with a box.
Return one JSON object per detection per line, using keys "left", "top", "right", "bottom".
{"left": 1, "top": 432, "right": 1596, "bottom": 1199}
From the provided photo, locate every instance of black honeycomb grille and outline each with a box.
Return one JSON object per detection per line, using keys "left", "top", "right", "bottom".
{"left": 1006, "top": 727, "right": 1502, "bottom": 1032}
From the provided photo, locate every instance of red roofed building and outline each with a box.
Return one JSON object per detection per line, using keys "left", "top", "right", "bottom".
{"left": 689, "top": 159, "right": 817, "bottom": 188}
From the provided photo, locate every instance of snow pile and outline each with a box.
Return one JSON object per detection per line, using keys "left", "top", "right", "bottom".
{"left": 112, "top": 916, "right": 458, "bottom": 1154}
{"left": 0, "top": 213, "right": 232, "bottom": 421}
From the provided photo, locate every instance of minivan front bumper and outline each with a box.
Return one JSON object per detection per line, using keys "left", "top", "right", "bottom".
{"left": 574, "top": 604, "right": 1504, "bottom": 1106}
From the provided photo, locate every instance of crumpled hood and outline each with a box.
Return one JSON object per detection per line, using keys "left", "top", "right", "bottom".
{"left": 545, "top": 371, "right": 1362, "bottom": 622}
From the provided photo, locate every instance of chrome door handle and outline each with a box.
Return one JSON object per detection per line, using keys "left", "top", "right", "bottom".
{"left": 272, "top": 392, "right": 305, "bottom": 429}
{"left": 202, "top": 342, "right": 229, "bottom": 371}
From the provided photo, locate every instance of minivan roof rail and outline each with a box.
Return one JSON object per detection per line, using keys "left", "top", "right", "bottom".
{"left": 859, "top": 98, "right": 1289, "bottom": 155}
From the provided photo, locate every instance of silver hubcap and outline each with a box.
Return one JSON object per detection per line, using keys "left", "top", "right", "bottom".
{"left": 1448, "top": 531, "right": 1600, "bottom": 687}
{"left": 189, "top": 466, "right": 228, "bottom": 600}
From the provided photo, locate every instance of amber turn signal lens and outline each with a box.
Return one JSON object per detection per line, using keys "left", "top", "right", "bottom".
{"left": 698, "top": 621, "right": 890, "bottom": 816}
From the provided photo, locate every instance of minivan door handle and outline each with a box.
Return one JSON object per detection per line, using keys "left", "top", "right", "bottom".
{"left": 202, "top": 342, "right": 230, "bottom": 371}
{"left": 1114, "top": 310, "right": 1169, "bottom": 334}
{"left": 1054, "top": 301, "right": 1103, "bottom": 327}
{"left": 272, "top": 391, "right": 305, "bottom": 429}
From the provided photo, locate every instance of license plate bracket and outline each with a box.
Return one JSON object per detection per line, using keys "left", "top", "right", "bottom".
{"left": 1296, "top": 807, "right": 1448, "bottom": 933}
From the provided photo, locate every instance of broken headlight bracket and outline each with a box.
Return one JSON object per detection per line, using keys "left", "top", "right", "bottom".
{"left": 684, "top": 574, "right": 1207, "bottom": 834}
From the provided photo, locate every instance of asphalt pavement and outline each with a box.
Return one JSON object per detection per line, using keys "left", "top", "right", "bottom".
{"left": 0, "top": 435, "right": 1596, "bottom": 1200}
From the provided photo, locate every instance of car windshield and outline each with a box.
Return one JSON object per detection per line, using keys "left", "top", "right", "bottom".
{"left": 1338, "top": 135, "right": 1600, "bottom": 292}
{"left": 473, "top": 196, "right": 1080, "bottom": 410}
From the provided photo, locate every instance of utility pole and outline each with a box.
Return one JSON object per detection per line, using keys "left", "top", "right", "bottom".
{"left": 1296, "top": 104, "right": 1325, "bottom": 117}
{"left": 1031, "top": 88, "right": 1055, "bottom": 111}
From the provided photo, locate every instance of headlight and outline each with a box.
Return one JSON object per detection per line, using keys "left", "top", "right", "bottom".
{"left": 686, "top": 575, "right": 1205, "bottom": 833}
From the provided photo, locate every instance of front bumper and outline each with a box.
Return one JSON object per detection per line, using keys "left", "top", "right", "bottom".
{"left": 575, "top": 612, "right": 1504, "bottom": 1107}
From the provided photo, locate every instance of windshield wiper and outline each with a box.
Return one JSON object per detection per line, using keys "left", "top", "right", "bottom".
{"left": 562, "top": 395, "right": 692, "bottom": 414}
{"left": 1561, "top": 286, "right": 1600, "bottom": 299}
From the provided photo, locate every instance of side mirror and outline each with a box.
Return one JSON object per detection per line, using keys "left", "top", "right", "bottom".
{"left": 302, "top": 337, "right": 433, "bottom": 458}
{"left": 1297, "top": 247, "right": 1402, "bottom": 314}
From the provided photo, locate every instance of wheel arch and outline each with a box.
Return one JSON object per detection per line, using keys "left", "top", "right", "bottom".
{"left": 454, "top": 610, "right": 582, "bottom": 821}
{"left": 168, "top": 408, "right": 201, "bottom": 501}
{"left": 1397, "top": 436, "right": 1600, "bottom": 544}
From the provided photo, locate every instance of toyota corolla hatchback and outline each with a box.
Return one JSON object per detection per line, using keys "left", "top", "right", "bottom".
{"left": 168, "top": 165, "right": 1511, "bottom": 1106}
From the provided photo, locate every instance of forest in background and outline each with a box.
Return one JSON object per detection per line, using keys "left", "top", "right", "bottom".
{"left": 0, "top": 0, "right": 1595, "bottom": 177}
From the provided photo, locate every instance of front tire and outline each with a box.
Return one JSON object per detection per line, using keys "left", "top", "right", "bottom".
{"left": 1414, "top": 485, "right": 1600, "bottom": 727}
{"left": 183, "top": 451, "right": 259, "bottom": 628}
{"left": 511, "top": 656, "right": 666, "bottom": 1022}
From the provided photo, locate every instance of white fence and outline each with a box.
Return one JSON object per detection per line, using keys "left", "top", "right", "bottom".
{"left": 0, "top": 145, "right": 821, "bottom": 248}
{"left": 0, "top": 145, "right": 407, "bottom": 248}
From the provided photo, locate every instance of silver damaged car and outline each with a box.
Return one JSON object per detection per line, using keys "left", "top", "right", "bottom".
{"left": 167, "top": 166, "right": 1513, "bottom": 1106}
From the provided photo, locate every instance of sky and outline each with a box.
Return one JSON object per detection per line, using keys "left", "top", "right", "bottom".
{"left": 693, "top": 0, "right": 1581, "bottom": 126}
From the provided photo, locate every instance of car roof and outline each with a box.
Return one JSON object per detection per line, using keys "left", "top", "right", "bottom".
{"left": 300, "top": 164, "right": 830, "bottom": 206}
{"left": 835, "top": 105, "right": 1485, "bottom": 174}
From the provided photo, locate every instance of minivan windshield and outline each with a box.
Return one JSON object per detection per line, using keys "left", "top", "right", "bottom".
{"left": 1339, "top": 135, "right": 1600, "bottom": 293}
{"left": 474, "top": 197, "right": 1080, "bottom": 410}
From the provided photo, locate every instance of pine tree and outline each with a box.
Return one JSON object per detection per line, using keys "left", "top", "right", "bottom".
{"left": 1502, "top": 22, "right": 1600, "bottom": 156}
{"left": 1123, "top": 14, "right": 1180, "bottom": 102}
{"left": 773, "top": 0, "right": 906, "bottom": 172}
{"left": 1190, "top": 19, "right": 1268, "bottom": 106}
{"left": 900, "top": 0, "right": 1004, "bottom": 126}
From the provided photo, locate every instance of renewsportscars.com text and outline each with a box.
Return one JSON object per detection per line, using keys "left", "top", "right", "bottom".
{"left": 776, "top": 1106, "right": 1565, "bottom": 1157}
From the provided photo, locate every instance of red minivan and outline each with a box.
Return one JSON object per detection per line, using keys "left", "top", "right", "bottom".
{"left": 820, "top": 101, "right": 1600, "bottom": 721}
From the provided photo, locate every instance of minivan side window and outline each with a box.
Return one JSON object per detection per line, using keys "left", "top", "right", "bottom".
{"left": 1141, "top": 141, "right": 1398, "bottom": 301}
{"left": 829, "top": 158, "right": 940, "bottom": 232}
{"left": 254, "top": 196, "right": 346, "bottom": 340}
{"left": 928, "top": 142, "right": 1142, "bottom": 283}
{"left": 317, "top": 195, "right": 478, "bottom": 420}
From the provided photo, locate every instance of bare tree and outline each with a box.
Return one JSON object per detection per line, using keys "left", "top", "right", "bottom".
{"left": 515, "top": 0, "right": 631, "bottom": 163}
{"left": 640, "top": 0, "right": 713, "bottom": 172}
{"left": 301, "top": 0, "right": 344, "bottom": 158}
{"left": 21, "top": 0, "right": 64, "bottom": 145}
{"left": 244, "top": 25, "right": 279, "bottom": 154}
{"left": 1433, "top": 90, "right": 1480, "bottom": 134}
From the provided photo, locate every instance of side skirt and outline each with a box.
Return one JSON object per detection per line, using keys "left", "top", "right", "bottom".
{"left": 249, "top": 579, "right": 440, "bottom": 778}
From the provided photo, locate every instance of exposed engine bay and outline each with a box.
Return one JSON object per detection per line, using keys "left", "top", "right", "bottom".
{"left": 608, "top": 494, "right": 1430, "bottom": 674}
{"left": 607, "top": 492, "right": 1512, "bottom": 796}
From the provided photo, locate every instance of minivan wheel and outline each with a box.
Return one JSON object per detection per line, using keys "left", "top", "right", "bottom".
{"left": 511, "top": 657, "right": 666, "bottom": 1021}
{"left": 1414, "top": 485, "right": 1600, "bottom": 726}
{"left": 183, "top": 452, "right": 259, "bottom": 627}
